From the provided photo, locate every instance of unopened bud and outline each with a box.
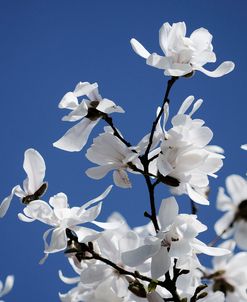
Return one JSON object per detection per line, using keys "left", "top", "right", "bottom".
{"left": 128, "top": 281, "right": 147, "bottom": 298}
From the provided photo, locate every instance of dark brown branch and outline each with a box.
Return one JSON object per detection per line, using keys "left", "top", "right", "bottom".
{"left": 144, "top": 76, "right": 178, "bottom": 160}
{"left": 102, "top": 114, "right": 132, "bottom": 147}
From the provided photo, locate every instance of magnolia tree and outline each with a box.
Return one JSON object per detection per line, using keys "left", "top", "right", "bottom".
{"left": 1, "top": 21, "right": 247, "bottom": 302}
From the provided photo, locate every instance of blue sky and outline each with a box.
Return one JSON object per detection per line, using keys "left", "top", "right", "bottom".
{"left": 0, "top": 0, "right": 247, "bottom": 301}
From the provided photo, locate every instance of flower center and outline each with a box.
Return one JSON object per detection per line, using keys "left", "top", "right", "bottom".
{"left": 235, "top": 199, "right": 247, "bottom": 222}
{"left": 86, "top": 101, "right": 105, "bottom": 121}
{"left": 213, "top": 278, "right": 235, "bottom": 295}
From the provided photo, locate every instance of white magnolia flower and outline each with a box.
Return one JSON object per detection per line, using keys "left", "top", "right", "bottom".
{"left": 0, "top": 148, "right": 47, "bottom": 218}
{"left": 0, "top": 275, "right": 14, "bottom": 302}
{"left": 131, "top": 21, "right": 234, "bottom": 77}
{"left": 122, "top": 197, "right": 228, "bottom": 279}
{"left": 156, "top": 96, "right": 224, "bottom": 205}
{"left": 86, "top": 128, "right": 143, "bottom": 188}
{"left": 18, "top": 186, "right": 113, "bottom": 254}
{"left": 205, "top": 240, "right": 247, "bottom": 301}
{"left": 59, "top": 213, "right": 161, "bottom": 302}
{"left": 53, "top": 82, "right": 124, "bottom": 152}
{"left": 215, "top": 174, "right": 247, "bottom": 249}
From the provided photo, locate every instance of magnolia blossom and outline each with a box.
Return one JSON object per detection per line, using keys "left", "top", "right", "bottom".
{"left": 131, "top": 21, "right": 234, "bottom": 77}
{"left": 86, "top": 127, "right": 143, "bottom": 188}
{"left": 155, "top": 96, "right": 224, "bottom": 205}
{"left": 59, "top": 213, "right": 152, "bottom": 302}
{"left": 18, "top": 186, "right": 113, "bottom": 254}
{"left": 53, "top": 82, "right": 124, "bottom": 152}
{"left": 122, "top": 197, "right": 228, "bottom": 279}
{"left": 0, "top": 148, "right": 46, "bottom": 218}
{"left": 0, "top": 275, "right": 14, "bottom": 302}
{"left": 204, "top": 240, "right": 247, "bottom": 301}
{"left": 215, "top": 174, "right": 247, "bottom": 249}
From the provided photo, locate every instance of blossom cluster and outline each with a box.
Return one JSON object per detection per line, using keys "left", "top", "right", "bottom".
{"left": 1, "top": 21, "right": 246, "bottom": 302}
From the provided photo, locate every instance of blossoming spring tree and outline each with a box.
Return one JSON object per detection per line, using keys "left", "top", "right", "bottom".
{"left": 1, "top": 21, "right": 247, "bottom": 302}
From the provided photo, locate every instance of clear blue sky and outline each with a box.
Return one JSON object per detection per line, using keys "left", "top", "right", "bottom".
{"left": 0, "top": 0, "right": 247, "bottom": 301}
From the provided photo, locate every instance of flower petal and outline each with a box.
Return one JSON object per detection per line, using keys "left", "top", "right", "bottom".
{"left": 192, "top": 238, "right": 230, "bottom": 256}
{"left": 130, "top": 38, "right": 150, "bottom": 59}
{"left": 53, "top": 118, "right": 99, "bottom": 152}
{"left": 146, "top": 53, "right": 172, "bottom": 69}
{"left": 195, "top": 61, "right": 235, "bottom": 77}
{"left": 122, "top": 243, "right": 160, "bottom": 267}
{"left": 58, "top": 92, "right": 79, "bottom": 110}
{"left": 58, "top": 270, "right": 80, "bottom": 285}
{"left": 44, "top": 228, "right": 67, "bottom": 253}
{"left": 78, "top": 185, "right": 113, "bottom": 213}
{"left": 186, "top": 184, "right": 209, "bottom": 205}
{"left": 151, "top": 247, "right": 170, "bottom": 279}
{"left": 0, "top": 185, "right": 19, "bottom": 218}
{"left": 234, "top": 221, "right": 247, "bottom": 250}
{"left": 113, "top": 169, "right": 132, "bottom": 188}
{"left": 226, "top": 174, "right": 247, "bottom": 205}
{"left": 23, "top": 148, "right": 46, "bottom": 194}
{"left": 86, "top": 164, "right": 115, "bottom": 180}
{"left": 0, "top": 275, "right": 14, "bottom": 297}
{"left": 158, "top": 197, "right": 178, "bottom": 230}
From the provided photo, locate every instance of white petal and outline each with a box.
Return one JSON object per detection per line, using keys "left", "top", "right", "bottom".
{"left": 158, "top": 197, "right": 178, "bottom": 230}
{"left": 92, "top": 220, "right": 122, "bottom": 230}
{"left": 18, "top": 213, "right": 35, "bottom": 222}
{"left": 80, "top": 265, "right": 109, "bottom": 284}
{"left": 234, "top": 221, "right": 247, "bottom": 250}
{"left": 130, "top": 38, "right": 150, "bottom": 59}
{"left": 241, "top": 144, "right": 247, "bottom": 151}
{"left": 49, "top": 192, "right": 68, "bottom": 209}
{"left": 214, "top": 211, "right": 235, "bottom": 238}
{"left": 119, "top": 231, "right": 140, "bottom": 253}
{"left": 23, "top": 149, "right": 46, "bottom": 194}
{"left": 147, "top": 291, "right": 164, "bottom": 302}
{"left": 216, "top": 187, "right": 234, "bottom": 211}
{"left": 78, "top": 185, "right": 113, "bottom": 212}
{"left": 177, "top": 96, "right": 195, "bottom": 115}
{"left": 164, "top": 63, "right": 192, "bottom": 77}
{"left": 159, "top": 22, "right": 172, "bottom": 54}
{"left": 226, "top": 174, "right": 247, "bottom": 205}
{"left": 192, "top": 239, "right": 230, "bottom": 256}
{"left": 122, "top": 243, "right": 160, "bottom": 267}
{"left": 189, "top": 98, "right": 203, "bottom": 116}
{"left": 58, "top": 270, "right": 80, "bottom": 284}
{"left": 146, "top": 53, "right": 172, "bottom": 69}
{"left": 227, "top": 251, "right": 247, "bottom": 272}
{"left": 86, "top": 164, "right": 115, "bottom": 180}
{"left": 62, "top": 101, "right": 88, "bottom": 122}
{"left": 186, "top": 184, "right": 209, "bottom": 205}
{"left": 151, "top": 247, "right": 170, "bottom": 279}
{"left": 73, "top": 81, "right": 95, "bottom": 98}
{"left": 44, "top": 228, "right": 67, "bottom": 253}
{"left": 58, "top": 92, "right": 79, "bottom": 110}
{"left": 73, "top": 226, "right": 100, "bottom": 243}
{"left": 0, "top": 275, "right": 14, "bottom": 297}
{"left": 79, "top": 202, "right": 102, "bottom": 223}
{"left": 53, "top": 118, "right": 99, "bottom": 152}
{"left": 195, "top": 61, "right": 235, "bottom": 77}
{"left": 24, "top": 200, "right": 55, "bottom": 225}
{"left": 0, "top": 185, "right": 19, "bottom": 218}
{"left": 189, "top": 126, "right": 213, "bottom": 147}
{"left": 96, "top": 99, "right": 125, "bottom": 114}
{"left": 113, "top": 169, "right": 132, "bottom": 188}
{"left": 190, "top": 28, "right": 213, "bottom": 51}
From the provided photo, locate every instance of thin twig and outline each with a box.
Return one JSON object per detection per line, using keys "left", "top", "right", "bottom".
{"left": 144, "top": 76, "right": 178, "bottom": 160}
